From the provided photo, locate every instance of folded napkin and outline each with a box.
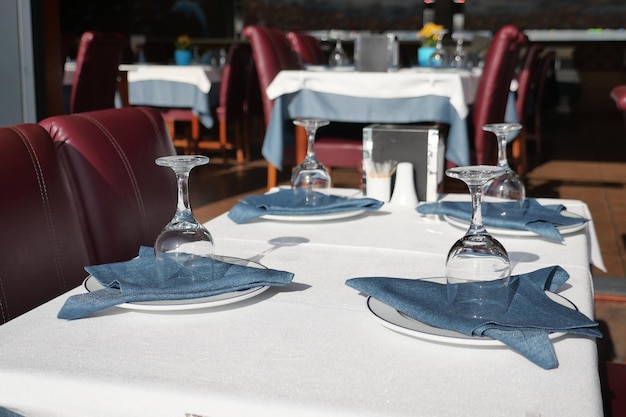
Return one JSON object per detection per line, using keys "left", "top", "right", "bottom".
{"left": 227, "top": 188, "right": 384, "bottom": 224}
{"left": 346, "top": 266, "right": 601, "bottom": 369}
{"left": 0, "top": 407, "right": 23, "bottom": 417}
{"left": 58, "top": 247, "right": 294, "bottom": 320}
{"left": 416, "top": 199, "right": 588, "bottom": 241}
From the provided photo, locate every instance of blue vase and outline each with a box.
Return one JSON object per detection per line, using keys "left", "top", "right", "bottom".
{"left": 175, "top": 49, "right": 192, "bottom": 66}
{"left": 418, "top": 47, "right": 437, "bottom": 67}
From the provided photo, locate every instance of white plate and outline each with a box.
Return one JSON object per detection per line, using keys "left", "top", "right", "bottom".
{"left": 83, "top": 255, "right": 269, "bottom": 311}
{"left": 304, "top": 65, "right": 355, "bottom": 72}
{"left": 261, "top": 209, "right": 365, "bottom": 222}
{"left": 367, "top": 289, "right": 574, "bottom": 347}
{"left": 443, "top": 210, "right": 587, "bottom": 237}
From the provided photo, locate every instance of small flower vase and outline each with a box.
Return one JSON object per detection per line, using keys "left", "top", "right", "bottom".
{"left": 418, "top": 46, "right": 436, "bottom": 67}
{"left": 175, "top": 49, "right": 192, "bottom": 66}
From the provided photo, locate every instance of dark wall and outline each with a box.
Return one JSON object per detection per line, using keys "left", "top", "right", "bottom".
{"left": 59, "top": 0, "right": 626, "bottom": 43}
{"left": 60, "top": 0, "right": 233, "bottom": 39}
{"left": 243, "top": 0, "right": 626, "bottom": 32}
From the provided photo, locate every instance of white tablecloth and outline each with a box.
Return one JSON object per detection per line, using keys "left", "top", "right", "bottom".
{"left": 266, "top": 68, "right": 481, "bottom": 120}
{"left": 0, "top": 192, "right": 604, "bottom": 417}
{"left": 121, "top": 64, "right": 221, "bottom": 94}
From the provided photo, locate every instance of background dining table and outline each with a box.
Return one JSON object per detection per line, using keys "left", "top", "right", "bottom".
{"left": 118, "top": 64, "right": 222, "bottom": 130}
{"left": 0, "top": 191, "right": 604, "bottom": 417}
{"left": 263, "top": 67, "right": 482, "bottom": 170}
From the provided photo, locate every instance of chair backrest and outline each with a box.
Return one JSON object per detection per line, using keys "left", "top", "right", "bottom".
{"left": 217, "top": 42, "right": 254, "bottom": 122}
{"left": 70, "top": 31, "right": 128, "bottom": 114}
{"left": 0, "top": 124, "right": 90, "bottom": 324}
{"left": 515, "top": 43, "right": 543, "bottom": 126}
{"left": 39, "top": 107, "right": 177, "bottom": 265}
{"left": 285, "top": 31, "right": 325, "bottom": 66}
{"left": 534, "top": 50, "right": 557, "bottom": 116}
{"left": 242, "top": 25, "right": 301, "bottom": 125}
{"left": 471, "top": 25, "right": 527, "bottom": 165}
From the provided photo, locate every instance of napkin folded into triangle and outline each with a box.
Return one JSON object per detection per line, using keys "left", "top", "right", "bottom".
{"left": 346, "top": 266, "right": 601, "bottom": 369}
{"left": 0, "top": 407, "right": 24, "bottom": 417}
{"left": 58, "top": 247, "right": 294, "bottom": 320}
{"left": 416, "top": 199, "right": 588, "bottom": 241}
{"left": 227, "top": 188, "right": 384, "bottom": 224}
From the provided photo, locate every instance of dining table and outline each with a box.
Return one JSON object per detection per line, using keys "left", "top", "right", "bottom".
{"left": 263, "top": 67, "right": 483, "bottom": 171}
{"left": 0, "top": 189, "right": 605, "bottom": 417}
{"left": 118, "top": 64, "right": 222, "bottom": 130}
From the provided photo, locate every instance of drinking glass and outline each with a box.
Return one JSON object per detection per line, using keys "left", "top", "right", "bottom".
{"left": 450, "top": 32, "right": 466, "bottom": 68}
{"left": 482, "top": 123, "right": 526, "bottom": 202}
{"left": 291, "top": 118, "right": 331, "bottom": 204}
{"left": 329, "top": 38, "right": 349, "bottom": 67}
{"left": 154, "top": 155, "right": 214, "bottom": 281}
{"left": 429, "top": 29, "right": 449, "bottom": 67}
{"left": 445, "top": 165, "right": 511, "bottom": 318}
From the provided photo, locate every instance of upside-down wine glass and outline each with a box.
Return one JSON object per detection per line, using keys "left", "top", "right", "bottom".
{"left": 445, "top": 165, "right": 511, "bottom": 319}
{"left": 329, "top": 36, "right": 349, "bottom": 67}
{"left": 482, "top": 123, "right": 526, "bottom": 203}
{"left": 429, "top": 29, "right": 449, "bottom": 67}
{"left": 154, "top": 155, "right": 215, "bottom": 281}
{"left": 291, "top": 118, "right": 331, "bottom": 205}
{"left": 450, "top": 31, "right": 466, "bottom": 68}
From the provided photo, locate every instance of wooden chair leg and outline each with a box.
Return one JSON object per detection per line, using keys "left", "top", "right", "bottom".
{"left": 189, "top": 115, "right": 201, "bottom": 155}
{"left": 267, "top": 163, "right": 278, "bottom": 190}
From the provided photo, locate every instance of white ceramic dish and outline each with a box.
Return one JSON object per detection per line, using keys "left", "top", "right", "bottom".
{"left": 261, "top": 209, "right": 365, "bottom": 222}
{"left": 305, "top": 65, "right": 355, "bottom": 72}
{"left": 366, "top": 289, "right": 574, "bottom": 347}
{"left": 443, "top": 210, "right": 587, "bottom": 237}
{"left": 83, "top": 255, "right": 269, "bottom": 311}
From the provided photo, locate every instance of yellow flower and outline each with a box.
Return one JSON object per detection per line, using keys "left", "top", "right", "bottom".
{"left": 175, "top": 35, "right": 191, "bottom": 50}
{"left": 417, "top": 23, "right": 445, "bottom": 47}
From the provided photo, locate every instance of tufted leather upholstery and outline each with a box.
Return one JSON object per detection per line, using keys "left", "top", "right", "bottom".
{"left": 70, "top": 31, "right": 128, "bottom": 114}
{"left": 286, "top": 31, "right": 325, "bottom": 66}
{"left": 40, "top": 107, "right": 177, "bottom": 265}
{"left": 0, "top": 124, "right": 90, "bottom": 324}
{"left": 471, "top": 25, "right": 527, "bottom": 165}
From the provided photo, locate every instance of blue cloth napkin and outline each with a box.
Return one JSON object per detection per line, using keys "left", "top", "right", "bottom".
{"left": 346, "top": 266, "right": 601, "bottom": 369}
{"left": 416, "top": 199, "right": 588, "bottom": 241}
{"left": 227, "top": 188, "right": 384, "bottom": 224}
{"left": 58, "top": 247, "right": 294, "bottom": 320}
{"left": 0, "top": 407, "right": 23, "bottom": 417}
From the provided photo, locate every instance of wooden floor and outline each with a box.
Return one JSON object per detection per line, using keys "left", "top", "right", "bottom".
{"left": 186, "top": 108, "right": 626, "bottom": 362}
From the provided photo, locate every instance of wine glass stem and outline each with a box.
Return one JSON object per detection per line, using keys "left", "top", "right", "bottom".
{"left": 305, "top": 128, "right": 317, "bottom": 159}
{"left": 468, "top": 183, "right": 486, "bottom": 235}
{"left": 174, "top": 169, "right": 194, "bottom": 222}
{"left": 496, "top": 134, "right": 509, "bottom": 168}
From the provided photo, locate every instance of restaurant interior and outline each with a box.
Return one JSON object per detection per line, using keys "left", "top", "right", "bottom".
{"left": 1, "top": 0, "right": 626, "bottom": 415}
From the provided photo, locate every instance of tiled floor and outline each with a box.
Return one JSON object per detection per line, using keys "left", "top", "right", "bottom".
{"left": 187, "top": 108, "right": 626, "bottom": 362}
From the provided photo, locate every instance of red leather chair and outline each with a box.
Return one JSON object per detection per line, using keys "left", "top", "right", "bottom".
{"left": 600, "top": 361, "right": 626, "bottom": 417}
{"left": 40, "top": 107, "right": 177, "bottom": 265}
{"left": 286, "top": 31, "right": 325, "bottom": 66}
{"left": 610, "top": 84, "right": 626, "bottom": 133}
{"left": 0, "top": 124, "right": 90, "bottom": 324}
{"left": 70, "top": 31, "right": 128, "bottom": 114}
{"left": 471, "top": 25, "right": 527, "bottom": 165}
{"left": 511, "top": 43, "right": 543, "bottom": 177}
{"left": 242, "top": 25, "right": 304, "bottom": 187}
{"left": 206, "top": 42, "right": 254, "bottom": 164}
{"left": 243, "top": 25, "right": 363, "bottom": 188}
{"left": 521, "top": 49, "right": 556, "bottom": 171}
